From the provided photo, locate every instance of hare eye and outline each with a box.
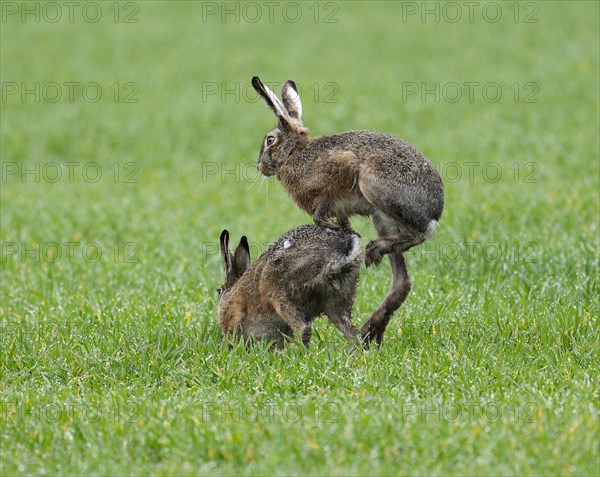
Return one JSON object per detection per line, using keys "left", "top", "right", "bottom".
{"left": 266, "top": 135, "right": 275, "bottom": 146}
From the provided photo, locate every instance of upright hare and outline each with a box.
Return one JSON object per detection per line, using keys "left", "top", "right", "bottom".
{"left": 252, "top": 77, "right": 444, "bottom": 344}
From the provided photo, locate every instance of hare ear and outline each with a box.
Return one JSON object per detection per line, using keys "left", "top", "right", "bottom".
{"left": 233, "top": 236, "right": 251, "bottom": 274}
{"left": 252, "top": 76, "right": 289, "bottom": 121}
{"left": 220, "top": 229, "right": 233, "bottom": 275}
{"left": 281, "top": 80, "right": 302, "bottom": 122}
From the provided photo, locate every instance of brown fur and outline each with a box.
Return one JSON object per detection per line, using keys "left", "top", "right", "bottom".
{"left": 252, "top": 77, "right": 445, "bottom": 345}
{"left": 217, "top": 226, "right": 362, "bottom": 349}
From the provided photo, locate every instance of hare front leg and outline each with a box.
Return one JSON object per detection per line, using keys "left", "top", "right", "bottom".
{"left": 272, "top": 297, "right": 313, "bottom": 346}
{"left": 313, "top": 199, "right": 341, "bottom": 230}
{"left": 313, "top": 200, "right": 355, "bottom": 231}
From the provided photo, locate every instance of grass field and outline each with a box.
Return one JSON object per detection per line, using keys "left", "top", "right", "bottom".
{"left": 1, "top": 1, "right": 599, "bottom": 475}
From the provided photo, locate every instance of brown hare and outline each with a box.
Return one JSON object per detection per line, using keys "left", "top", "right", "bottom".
{"left": 251, "top": 76, "right": 444, "bottom": 345}
{"left": 217, "top": 225, "right": 362, "bottom": 349}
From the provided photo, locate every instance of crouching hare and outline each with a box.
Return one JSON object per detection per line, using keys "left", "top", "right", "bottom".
{"left": 251, "top": 77, "right": 444, "bottom": 345}
{"left": 217, "top": 225, "right": 362, "bottom": 349}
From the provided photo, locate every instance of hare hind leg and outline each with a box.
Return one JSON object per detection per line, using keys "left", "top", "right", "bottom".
{"left": 360, "top": 210, "right": 416, "bottom": 345}
{"left": 359, "top": 169, "right": 433, "bottom": 266}
{"left": 360, "top": 251, "right": 412, "bottom": 345}
{"left": 365, "top": 210, "right": 428, "bottom": 267}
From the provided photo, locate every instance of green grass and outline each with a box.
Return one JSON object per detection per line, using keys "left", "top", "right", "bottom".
{"left": 1, "top": 1, "right": 598, "bottom": 475}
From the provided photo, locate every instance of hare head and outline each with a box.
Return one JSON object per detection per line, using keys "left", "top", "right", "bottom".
{"left": 218, "top": 229, "right": 250, "bottom": 298}
{"left": 252, "top": 76, "right": 309, "bottom": 176}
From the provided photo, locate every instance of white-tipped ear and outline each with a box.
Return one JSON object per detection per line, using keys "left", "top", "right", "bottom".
{"left": 262, "top": 84, "right": 288, "bottom": 118}
{"left": 252, "top": 76, "right": 288, "bottom": 120}
{"left": 281, "top": 80, "right": 302, "bottom": 121}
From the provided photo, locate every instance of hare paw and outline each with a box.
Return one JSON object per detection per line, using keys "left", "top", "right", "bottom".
{"left": 359, "top": 323, "right": 384, "bottom": 346}
{"left": 365, "top": 241, "right": 383, "bottom": 267}
{"left": 301, "top": 326, "right": 312, "bottom": 347}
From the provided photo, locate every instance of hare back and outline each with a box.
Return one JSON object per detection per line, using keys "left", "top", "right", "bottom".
{"left": 320, "top": 130, "right": 444, "bottom": 231}
{"left": 314, "top": 130, "right": 441, "bottom": 188}
{"left": 257, "top": 224, "right": 361, "bottom": 291}
{"left": 263, "top": 224, "right": 361, "bottom": 269}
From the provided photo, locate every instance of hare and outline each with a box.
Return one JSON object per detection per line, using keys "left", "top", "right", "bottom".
{"left": 251, "top": 76, "right": 444, "bottom": 345}
{"left": 217, "top": 225, "right": 362, "bottom": 349}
